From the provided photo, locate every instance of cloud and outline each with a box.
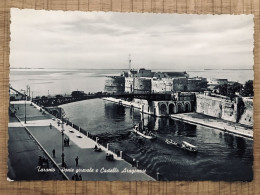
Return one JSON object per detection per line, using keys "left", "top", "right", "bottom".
{"left": 10, "top": 9, "right": 254, "bottom": 70}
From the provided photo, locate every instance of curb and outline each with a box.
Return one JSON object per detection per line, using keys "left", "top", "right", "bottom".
{"left": 14, "top": 114, "right": 70, "bottom": 180}
{"left": 170, "top": 115, "right": 253, "bottom": 139}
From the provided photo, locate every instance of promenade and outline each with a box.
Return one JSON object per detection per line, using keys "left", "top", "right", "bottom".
{"left": 9, "top": 101, "right": 154, "bottom": 181}
{"left": 8, "top": 115, "right": 64, "bottom": 181}
{"left": 171, "top": 113, "right": 253, "bottom": 139}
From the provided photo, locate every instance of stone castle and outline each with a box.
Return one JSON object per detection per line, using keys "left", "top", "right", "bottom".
{"left": 104, "top": 68, "right": 207, "bottom": 94}
{"left": 104, "top": 68, "right": 253, "bottom": 127}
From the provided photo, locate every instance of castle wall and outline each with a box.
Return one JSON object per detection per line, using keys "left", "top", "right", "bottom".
{"left": 238, "top": 98, "right": 253, "bottom": 126}
{"left": 172, "top": 78, "right": 187, "bottom": 91}
{"left": 187, "top": 79, "right": 207, "bottom": 92}
{"left": 196, "top": 94, "right": 236, "bottom": 121}
{"left": 151, "top": 80, "right": 166, "bottom": 93}
{"left": 196, "top": 94, "right": 253, "bottom": 126}
{"left": 173, "top": 78, "right": 207, "bottom": 92}
{"left": 133, "top": 78, "right": 151, "bottom": 94}
{"left": 125, "top": 77, "right": 134, "bottom": 93}
{"left": 104, "top": 76, "right": 125, "bottom": 93}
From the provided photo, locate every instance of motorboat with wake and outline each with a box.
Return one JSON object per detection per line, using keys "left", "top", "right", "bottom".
{"left": 132, "top": 111, "right": 156, "bottom": 140}
{"left": 133, "top": 123, "right": 156, "bottom": 140}
{"left": 165, "top": 139, "right": 198, "bottom": 153}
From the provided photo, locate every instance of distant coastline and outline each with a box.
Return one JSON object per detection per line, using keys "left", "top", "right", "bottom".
{"left": 10, "top": 67, "right": 253, "bottom": 71}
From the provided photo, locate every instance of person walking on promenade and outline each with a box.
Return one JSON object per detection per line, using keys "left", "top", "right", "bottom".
{"left": 75, "top": 156, "right": 79, "bottom": 166}
{"left": 52, "top": 149, "right": 55, "bottom": 158}
{"left": 79, "top": 174, "right": 82, "bottom": 180}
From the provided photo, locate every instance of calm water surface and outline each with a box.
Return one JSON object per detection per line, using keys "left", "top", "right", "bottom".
{"left": 61, "top": 99, "right": 253, "bottom": 181}
{"left": 10, "top": 68, "right": 253, "bottom": 96}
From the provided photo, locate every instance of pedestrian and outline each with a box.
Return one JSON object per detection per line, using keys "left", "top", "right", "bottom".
{"left": 75, "top": 173, "right": 79, "bottom": 181}
{"left": 79, "top": 174, "right": 82, "bottom": 180}
{"left": 50, "top": 123, "right": 52, "bottom": 129}
{"left": 52, "top": 149, "right": 55, "bottom": 158}
{"left": 75, "top": 156, "right": 79, "bottom": 166}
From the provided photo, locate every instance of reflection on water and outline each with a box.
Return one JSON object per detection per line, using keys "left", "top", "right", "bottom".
{"left": 104, "top": 103, "right": 126, "bottom": 120}
{"left": 61, "top": 99, "right": 253, "bottom": 181}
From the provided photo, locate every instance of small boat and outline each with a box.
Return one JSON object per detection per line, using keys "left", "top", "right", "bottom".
{"left": 165, "top": 139, "right": 182, "bottom": 148}
{"left": 181, "top": 141, "right": 198, "bottom": 153}
{"left": 165, "top": 139, "right": 198, "bottom": 153}
{"left": 133, "top": 124, "right": 156, "bottom": 140}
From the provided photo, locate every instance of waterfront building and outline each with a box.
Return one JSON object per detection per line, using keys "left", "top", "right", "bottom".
{"left": 172, "top": 77, "right": 208, "bottom": 92}
{"left": 134, "top": 68, "right": 153, "bottom": 77}
{"left": 207, "top": 78, "right": 228, "bottom": 90}
{"left": 153, "top": 71, "right": 189, "bottom": 79}
{"left": 134, "top": 91, "right": 196, "bottom": 117}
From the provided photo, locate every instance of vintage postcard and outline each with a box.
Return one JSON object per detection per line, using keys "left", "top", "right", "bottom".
{"left": 8, "top": 8, "right": 254, "bottom": 181}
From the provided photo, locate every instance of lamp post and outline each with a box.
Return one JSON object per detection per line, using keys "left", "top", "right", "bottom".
{"left": 61, "top": 126, "right": 65, "bottom": 167}
{"left": 60, "top": 107, "right": 65, "bottom": 167}
{"left": 21, "top": 89, "right": 27, "bottom": 124}
{"left": 24, "top": 92, "right": 27, "bottom": 124}
{"left": 61, "top": 118, "right": 65, "bottom": 167}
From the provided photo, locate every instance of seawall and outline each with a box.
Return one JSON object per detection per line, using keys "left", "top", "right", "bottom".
{"left": 103, "top": 97, "right": 253, "bottom": 139}
{"left": 196, "top": 94, "right": 253, "bottom": 127}
{"left": 171, "top": 113, "right": 253, "bottom": 139}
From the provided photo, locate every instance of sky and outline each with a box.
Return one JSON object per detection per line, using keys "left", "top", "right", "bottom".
{"left": 10, "top": 8, "right": 254, "bottom": 70}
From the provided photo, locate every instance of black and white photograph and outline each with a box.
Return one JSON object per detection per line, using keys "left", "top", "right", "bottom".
{"left": 8, "top": 8, "right": 254, "bottom": 181}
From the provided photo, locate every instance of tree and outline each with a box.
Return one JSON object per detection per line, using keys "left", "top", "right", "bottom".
{"left": 214, "top": 82, "right": 243, "bottom": 97}
{"left": 216, "top": 84, "right": 228, "bottom": 96}
{"left": 242, "top": 80, "right": 253, "bottom": 97}
{"left": 230, "top": 82, "right": 243, "bottom": 94}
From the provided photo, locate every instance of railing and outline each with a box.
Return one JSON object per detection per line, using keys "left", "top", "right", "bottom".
{"left": 33, "top": 101, "right": 163, "bottom": 180}
{"left": 58, "top": 116, "right": 160, "bottom": 181}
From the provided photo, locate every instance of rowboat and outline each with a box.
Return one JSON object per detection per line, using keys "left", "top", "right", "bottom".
{"left": 165, "top": 139, "right": 198, "bottom": 153}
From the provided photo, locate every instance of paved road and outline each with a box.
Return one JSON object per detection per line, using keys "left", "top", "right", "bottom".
{"left": 10, "top": 101, "right": 154, "bottom": 181}
{"left": 8, "top": 116, "right": 64, "bottom": 181}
